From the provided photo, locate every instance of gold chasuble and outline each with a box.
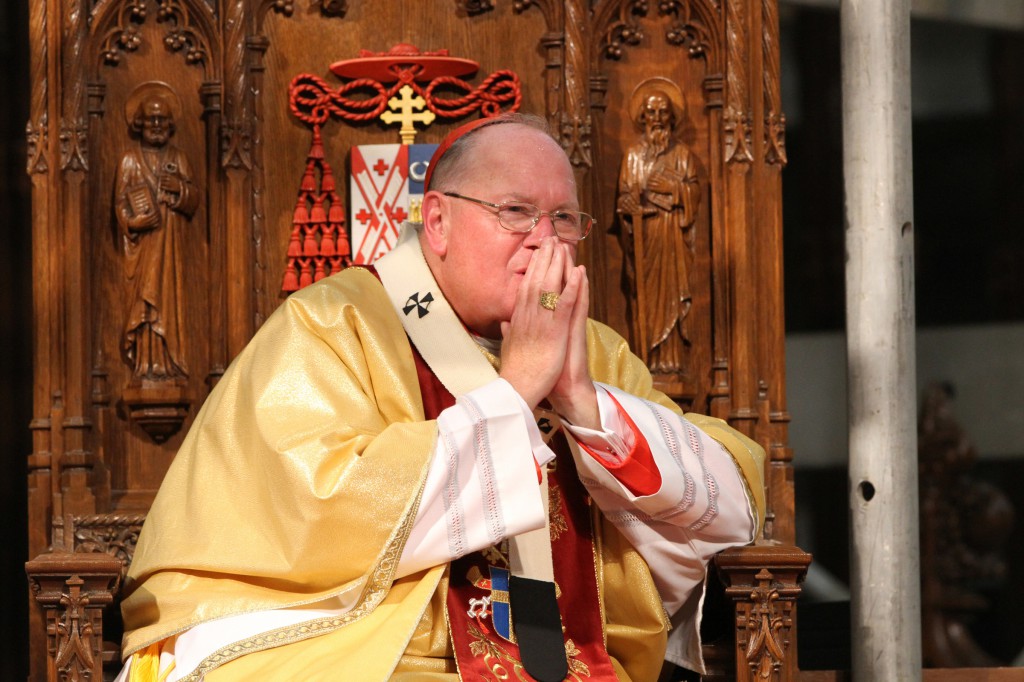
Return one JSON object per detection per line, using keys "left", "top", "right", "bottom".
{"left": 121, "top": 228, "right": 765, "bottom": 681}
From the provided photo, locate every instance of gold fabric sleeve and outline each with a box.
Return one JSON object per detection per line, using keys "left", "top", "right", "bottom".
{"left": 122, "top": 268, "right": 439, "bottom": 656}
{"left": 584, "top": 318, "right": 680, "bottom": 413}
{"left": 596, "top": 514, "right": 673, "bottom": 682}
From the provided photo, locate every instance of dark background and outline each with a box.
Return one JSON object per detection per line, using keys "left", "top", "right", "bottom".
{"left": 1, "top": 1, "right": 33, "bottom": 680}
{"left": 782, "top": 6, "right": 1024, "bottom": 668}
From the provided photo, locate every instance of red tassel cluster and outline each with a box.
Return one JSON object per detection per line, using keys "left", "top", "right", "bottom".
{"left": 282, "top": 125, "right": 353, "bottom": 293}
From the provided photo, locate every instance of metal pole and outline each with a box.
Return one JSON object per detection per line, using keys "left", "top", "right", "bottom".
{"left": 840, "top": 1, "right": 921, "bottom": 680}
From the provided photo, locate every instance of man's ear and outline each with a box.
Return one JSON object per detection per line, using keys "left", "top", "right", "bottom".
{"left": 420, "top": 191, "right": 449, "bottom": 258}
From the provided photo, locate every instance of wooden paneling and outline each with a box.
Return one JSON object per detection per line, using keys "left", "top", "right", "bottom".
{"left": 25, "top": 1, "right": 800, "bottom": 679}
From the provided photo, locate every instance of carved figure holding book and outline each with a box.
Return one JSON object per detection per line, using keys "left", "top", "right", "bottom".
{"left": 616, "top": 78, "right": 701, "bottom": 375}
{"left": 115, "top": 82, "right": 199, "bottom": 381}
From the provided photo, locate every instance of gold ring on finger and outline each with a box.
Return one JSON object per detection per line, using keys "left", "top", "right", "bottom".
{"left": 539, "top": 291, "right": 559, "bottom": 311}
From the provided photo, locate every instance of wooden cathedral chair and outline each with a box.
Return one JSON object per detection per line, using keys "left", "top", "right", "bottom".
{"left": 25, "top": 1, "right": 811, "bottom": 680}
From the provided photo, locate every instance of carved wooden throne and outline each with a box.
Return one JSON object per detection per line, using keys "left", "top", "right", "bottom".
{"left": 25, "top": 1, "right": 809, "bottom": 680}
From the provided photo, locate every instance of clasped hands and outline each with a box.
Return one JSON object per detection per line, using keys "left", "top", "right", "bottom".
{"left": 499, "top": 237, "right": 600, "bottom": 431}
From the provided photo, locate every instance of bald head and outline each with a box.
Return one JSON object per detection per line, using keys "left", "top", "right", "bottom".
{"left": 427, "top": 113, "right": 561, "bottom": 193}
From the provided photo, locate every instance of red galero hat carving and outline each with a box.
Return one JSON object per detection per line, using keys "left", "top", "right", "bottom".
{"left": 330, "top": 43, "right": 479, "bottom": 83}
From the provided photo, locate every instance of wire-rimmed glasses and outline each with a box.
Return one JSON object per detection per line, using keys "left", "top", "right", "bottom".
{"left": 444, "top": 192, "right": 594, "bottom": 242}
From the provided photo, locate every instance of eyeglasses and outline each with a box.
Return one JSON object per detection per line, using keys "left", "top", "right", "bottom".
{"left": 444, "top": 192, "right": 594, "bottom": 242}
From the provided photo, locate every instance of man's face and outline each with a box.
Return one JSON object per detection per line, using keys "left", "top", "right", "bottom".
{"left": 428, "top": 124, "right": 579, "bottom": 339}
{"left": 138, "top": 98, "right": 172, "bottom": 148}
{"left": 642, "top": 92, "right": 673, "bottom": 133}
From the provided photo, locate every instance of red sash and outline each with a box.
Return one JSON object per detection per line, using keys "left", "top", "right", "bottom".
{"left": 410, "top": 344, "right": 619, "bottom": 681}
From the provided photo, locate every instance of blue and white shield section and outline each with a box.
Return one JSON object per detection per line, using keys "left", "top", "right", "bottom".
{"left": 349, "top": 143, "right": 438, "bottom": 264}
{"left": 408, "top": 143, "right": 436, "bottom": 225}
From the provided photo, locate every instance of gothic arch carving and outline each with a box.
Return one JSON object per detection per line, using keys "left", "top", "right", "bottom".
{"left": 91, "top": 0, "right": 221, "bottom": 81}
{"left": 591, "top": 0, "right": 724, "bottom": 114}
{"left": 593, "top": 0, "right": 723, "bottom": 72}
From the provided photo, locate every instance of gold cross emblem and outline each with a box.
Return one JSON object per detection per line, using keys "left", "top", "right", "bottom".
{"left": 380, "top": 85, "right": 437, "bottom": 144}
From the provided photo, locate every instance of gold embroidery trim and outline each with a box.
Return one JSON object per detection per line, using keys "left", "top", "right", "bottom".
{"left": 466, "top": 623, "right": 593, "bottom": 681}
{"left": 178, "top": 471, "right": 431, "bottom": 681}
{"left": 548, "top": 482, "right": 568, "bottom": 542}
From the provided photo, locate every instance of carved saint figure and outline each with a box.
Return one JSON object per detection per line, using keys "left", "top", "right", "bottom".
{"left": 115, "top": 82, "right": 198, "bottom": 380}
{"left": 617, "top": 78, "right": 701, "bottom": 374}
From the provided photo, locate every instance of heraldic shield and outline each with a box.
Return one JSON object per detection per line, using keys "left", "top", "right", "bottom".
{"left": 349, "top": 143, "right": 436, "bottom": 263}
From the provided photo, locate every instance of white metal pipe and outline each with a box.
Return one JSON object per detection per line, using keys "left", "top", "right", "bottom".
{"left": 840, "top": 1, "right": 921, "bottom": 680}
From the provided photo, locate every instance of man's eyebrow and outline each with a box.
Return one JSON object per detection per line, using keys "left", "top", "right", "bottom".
{"left": 501, "top": 193, "right": 579, "bottom": 210}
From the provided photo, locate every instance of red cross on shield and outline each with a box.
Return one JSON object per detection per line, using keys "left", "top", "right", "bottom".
{"left": 349, "top": 143, "right": 438, "bottom": 264}
{"left": 349, "top": 144, "right": 409, "bottom": 263}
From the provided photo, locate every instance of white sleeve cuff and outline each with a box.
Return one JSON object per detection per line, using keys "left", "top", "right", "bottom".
{"left": 562, "top": 385, "right": 633, "bottom": 465}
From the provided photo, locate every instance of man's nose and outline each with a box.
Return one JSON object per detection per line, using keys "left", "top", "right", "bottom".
{"left": 524, "top": 214, "right": 557, "bottom": 246}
